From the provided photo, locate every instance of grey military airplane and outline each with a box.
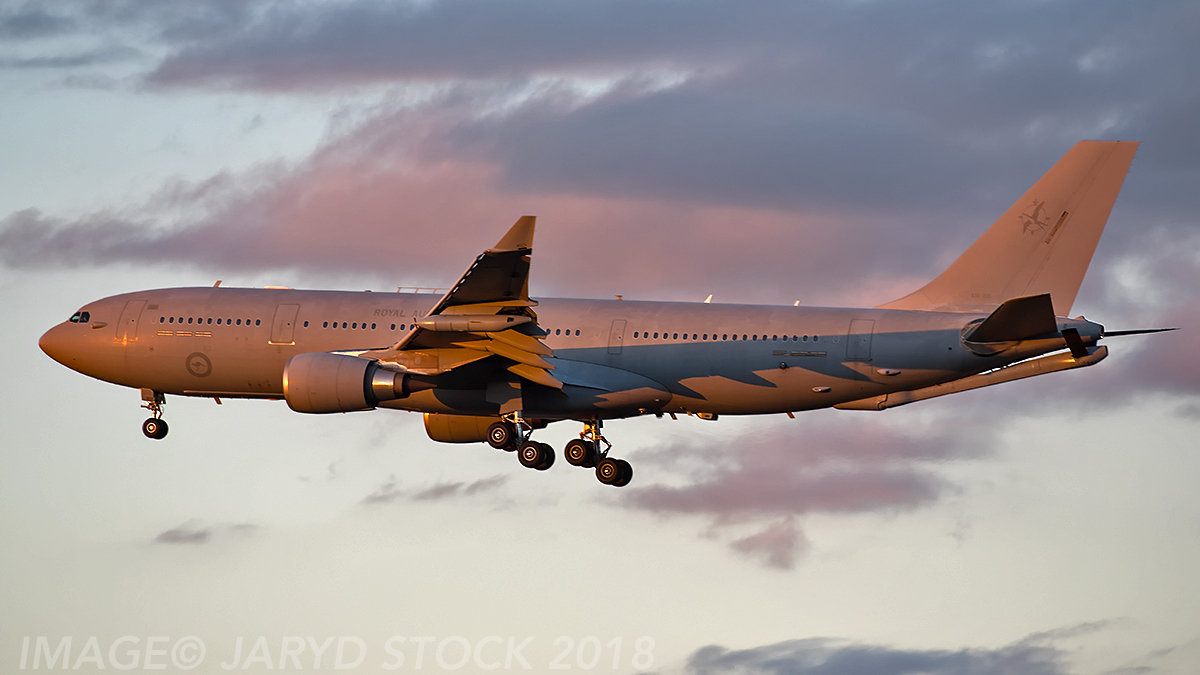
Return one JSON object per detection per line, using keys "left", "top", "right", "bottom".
{"left": 40, "top": 141, "right": 1167, "bottom": 487}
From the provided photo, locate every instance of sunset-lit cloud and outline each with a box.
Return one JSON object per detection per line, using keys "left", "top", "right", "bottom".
{"left": 621, "top": 416, "right": 983, "bottom": 568}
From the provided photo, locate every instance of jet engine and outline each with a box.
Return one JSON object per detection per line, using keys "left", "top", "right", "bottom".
{"left": 283, "top": 352, "right": 431, "bottom": 414}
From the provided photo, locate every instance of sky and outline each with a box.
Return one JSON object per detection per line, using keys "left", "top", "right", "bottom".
{"left": 1, "top": 1, "right": 1199, "bottom": 673}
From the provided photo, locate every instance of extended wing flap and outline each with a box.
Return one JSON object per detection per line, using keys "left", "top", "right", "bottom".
{"left": 507, "top": 363, "right": 564, "bottom": 390}
{"left": 453, "top": 337, "right": 556, "bottom": 370}
{"left": 479, "top": 329, "right": 554, "bottom": 356}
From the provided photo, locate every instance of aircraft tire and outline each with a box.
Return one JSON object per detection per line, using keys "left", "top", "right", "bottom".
{"left": 535, "top": 443, "right": 555, "bottom": 471}
{"left": 143, "top": 418, "right": 168, "bottom": 440}
{"left": 564, "top": 439, "right": 594, "bottom": 467}
{"left": 487, "top": 421, "right": 516, "bottom": 450}
{"left": 613, "top": 459, "right": 633, "bottom": 487}
{"left": 595, "top": 457, "right": 620, "bottom": 485}
{"left": 518, "top": 440, "right": 548, "bottom": 469}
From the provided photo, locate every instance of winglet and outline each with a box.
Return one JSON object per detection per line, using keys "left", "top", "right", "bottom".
{"left": 493, "top": 216, "right": 536, "bottom": 252}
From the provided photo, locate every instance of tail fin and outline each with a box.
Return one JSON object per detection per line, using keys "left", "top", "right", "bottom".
{"left": 878, "top": 141, "right": 1139, "bottom": 315}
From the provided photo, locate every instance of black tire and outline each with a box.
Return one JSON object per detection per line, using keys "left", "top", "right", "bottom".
{"left": 487, "top": 421, "right": 516, "bottom": 450}
{"left": 518, "top": 440, "right": 547, "bottom": 468}
{"left": 564, "top": 439, "right": 594, "bottom": 467}
{"left": 613, "top": 459, "right": 633, "bottom": 487}
{"left": 142, "top": 418, "right": 168, "bottom": 440}
{"left": 595, "top": 457, "right": 620, "bottom": 485}
{"left": 535, "top": 443, "right": 556, "bottom": 471}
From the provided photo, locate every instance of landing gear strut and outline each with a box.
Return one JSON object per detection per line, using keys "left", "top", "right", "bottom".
{"left": 140, "top": 390, "right": 168, "bottom": 440}
{"left": 566, "top": 421, "right": 632, "bottom": 487}
{"left": 497, "top": 412, "right": 556, "bottom": 471}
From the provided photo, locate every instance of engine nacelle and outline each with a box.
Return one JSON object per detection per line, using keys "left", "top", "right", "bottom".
{"left": 283, "top": 352, "right": 431, "bottom": 414}
{"left": 423, "top": 413, "right": 500, "bottom": 443}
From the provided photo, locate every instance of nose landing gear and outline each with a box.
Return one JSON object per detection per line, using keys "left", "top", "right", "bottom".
{"left": 140, "top": 389, "right": 168, "bottom": 439}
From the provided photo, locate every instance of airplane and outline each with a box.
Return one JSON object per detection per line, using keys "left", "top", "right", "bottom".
{"left": 39, "top": 140, "right": 1170, "bottom": 487}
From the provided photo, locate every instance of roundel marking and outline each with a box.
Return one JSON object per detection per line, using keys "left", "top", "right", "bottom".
{"left": 185, "top": 352, "right": 212, "bottom": 378}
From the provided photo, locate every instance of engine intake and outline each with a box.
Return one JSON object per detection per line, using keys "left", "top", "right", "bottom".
{"left": 283, "top": 352, "right": 432, "bottom": 414}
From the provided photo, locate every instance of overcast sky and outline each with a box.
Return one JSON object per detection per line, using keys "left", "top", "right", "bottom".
{"left": 2, "top": 1, "right": 1198, "bottom": 673}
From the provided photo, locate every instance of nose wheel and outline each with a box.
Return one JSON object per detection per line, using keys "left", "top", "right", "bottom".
{"left": 142, "top": 417, "right": 169, "bottom": 439}
{"left": 140, "top": 389, "right": 168, "bottom": 440}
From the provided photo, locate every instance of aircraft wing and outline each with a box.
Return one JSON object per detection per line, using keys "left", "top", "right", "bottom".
{"left": 360, "top": 216, "right": 562, "bottom": 390}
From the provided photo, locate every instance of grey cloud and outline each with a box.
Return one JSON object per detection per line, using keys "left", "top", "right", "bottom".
{"left": 362, "top": 476, "right": 402, "bottom": 505}
{"left": 677, "top": 636, "right": 1072, "bottom": 675}
{"left": 365, "top": 475, "right": 508, "bottom": 504}
{"left": 0, "top": 6, "right": 76, "bottom": 38}
{"left": 154, "top": 523, "right": 209, "bottom": 544}
{"left": 152, "top": 520, "right": 261, "bottom": 544}
{"left": 0, "top": 45, "right": 142, "bottom": 69}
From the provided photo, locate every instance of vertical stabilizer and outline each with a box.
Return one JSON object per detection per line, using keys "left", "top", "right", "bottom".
{"left": 878, "top": 141, "right": 1138, "bottom": 315}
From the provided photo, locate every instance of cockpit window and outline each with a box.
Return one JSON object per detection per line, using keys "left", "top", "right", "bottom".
{"left": 69, "top": 312, "right": 81, "bottom": 323}
{"left": 69, "top": 311, "right": 91, "bottom": 323}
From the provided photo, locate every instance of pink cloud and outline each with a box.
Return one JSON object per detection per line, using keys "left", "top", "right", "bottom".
{"left": 621, "top": 418, "right": 975, "bottom": 568}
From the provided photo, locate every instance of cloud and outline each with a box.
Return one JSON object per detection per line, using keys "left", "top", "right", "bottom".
{"left": 0, "top": 6, "right": 76, "bottom": 39}
{"left": 151, "top": 520, "right": 260, "bottom": 545}
{"left": 154, "top": 522, "right": 210, "bottom": 544}
{"left": 363, "top": 474, "right": 508, "bottom": 505}
{"left": 669, "top": 624, "right": 1125, "bottom": 675}
{"left": 621, "top": 416, "right": 981, "bottom": 568}
{"left": 675, "top": 634, "right": 1076, "bottom": 675}
{"left": 727, "top": 518, "right": 806, "bottom": 570}
{"left": 3, "top": 0, "right": 1198, "bottom": 309}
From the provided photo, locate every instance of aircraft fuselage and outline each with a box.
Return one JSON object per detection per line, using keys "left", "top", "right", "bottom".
{"left": 39, "top": 286, "right": 1094, "bottom": 419}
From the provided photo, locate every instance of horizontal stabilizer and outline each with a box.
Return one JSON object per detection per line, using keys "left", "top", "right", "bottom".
{"left": 966, "top": 293, "right": 1058, "bottom": 343}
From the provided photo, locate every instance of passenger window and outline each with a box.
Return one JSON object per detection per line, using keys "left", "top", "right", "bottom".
{"left": 371, "top": 323, "right": 376, "bottom": 329}
{"left": 702, "top": 334, "right": 707, "bottom": 340}
{"left": 390, "top": 324, "right": 396, "bottom": 330}
{"left": 236, "top": 319, "right": 241, "bottom": 325}
{"left": 187, "top": 318, "right": 193, "bottom": 324}
{"left": 303, "top": 321, "right": 309, "bottom": 327}
{"left": 169, "top": 317, "right": 174, "bottom": 324}
{"left": 752, "top": 335, "right": 757, "bottom": 341}
{"left": 206, "top": 318, "right": 212, "bottom": 324}
{"left": 772, "top": 335, "right": 777, "bottom": 341}
{"left": 255, "top": 319, "right": 261, "bottom": 326}
{"left": 352, "top": 322, "right": 358, "bottom": 329}
{"left": 555, "top": 329, "right": 561, "bottom": 335}
{"left": 574, "top": 330, "right": 579, "bottom": 336}
{"left": 343, "top": 322, "right": 348, "bottom": 328}
{"left": 814, "top": 335, "right": 819, "bottom": 342}
{"left": 159, "top": 317, "right": 165, "bottom": 323}
{"left": 654, "top": 332, "right": 659, "bottom": 339}
{"left": 723, "top": 334, "right": 728, "bottom": 340}
{"left": 634, "top": 331, "right": 639, "bottom": 338}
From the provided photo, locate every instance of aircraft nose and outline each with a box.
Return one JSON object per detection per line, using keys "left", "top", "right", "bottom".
{"left": 39, "top": 324, "right": 76, "bottom": 367}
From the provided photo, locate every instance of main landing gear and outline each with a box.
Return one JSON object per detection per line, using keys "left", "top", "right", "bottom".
{"left": 487, "top": 414, "right": 555, "bottom": 471}
{"left": 488, "top": 416, "right": 631, "bottom": 487}
{"left": 140, "top": 389, "right": 168, "bottom": 440}
{"left": 571, "top": 421, "right": 632, "bottom": 487}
